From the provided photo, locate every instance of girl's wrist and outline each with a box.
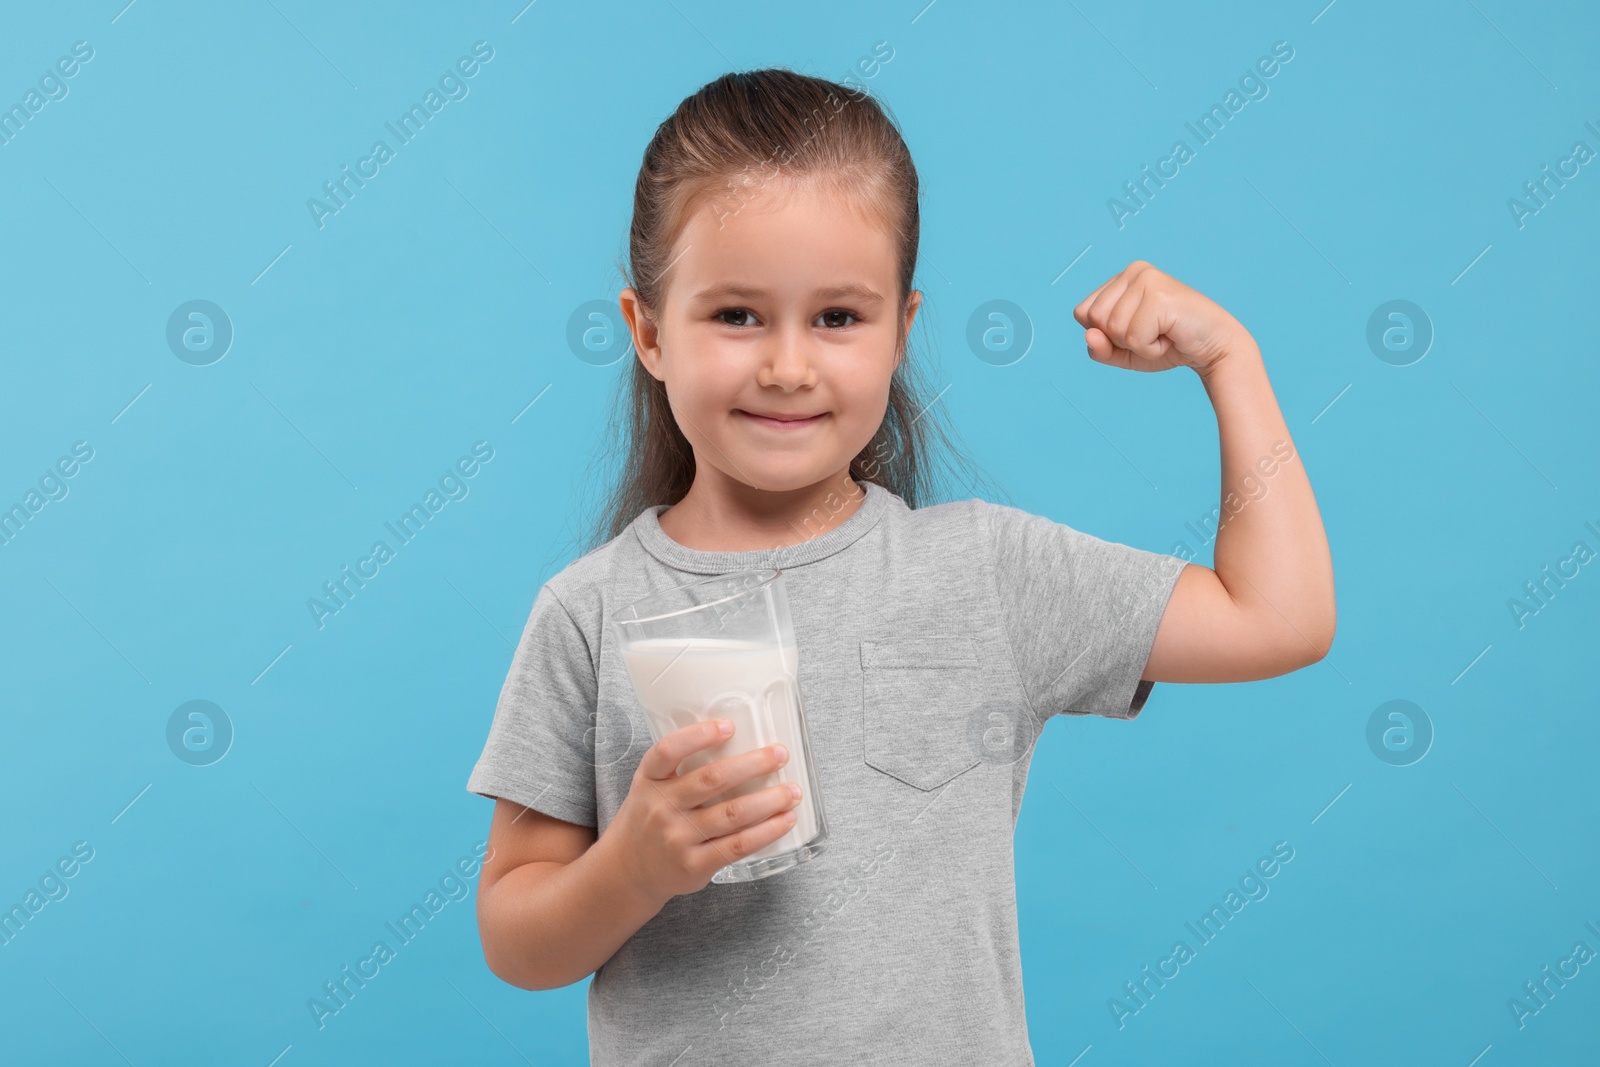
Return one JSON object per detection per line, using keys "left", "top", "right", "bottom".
{"left": 1195, "top": 334, "right": 1264, "bottom": 391}
{"left": 590, "top": 821, "right": 675, "bottom": 913}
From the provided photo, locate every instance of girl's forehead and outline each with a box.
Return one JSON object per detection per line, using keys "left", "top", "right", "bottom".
{"left": 708, "top": 169, "right": 884, "bottom": 223}
{"left": 661, "top": 177, "right": 898, "bottom": 294}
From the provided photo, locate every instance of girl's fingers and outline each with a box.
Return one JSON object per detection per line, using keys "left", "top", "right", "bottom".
{"left": 695, "top": 781, "right": 800, "bottom": 841}
{"left": 1108, "top": 281, "right": 1175, "bottom": 363}
{"left": 696, "top": 806, "right": 798, "bottom": 865}
{"left": 1084, "top": 326, "right": 1111, "bottom": 362}
{"left": 638, "top": 719, "right": 731, "bottom": 781}
{"left": 1125, "top": 291, "right": 1174, "bottom": 362}
{"left": 1072, "top": 280, "right": 1112, "bottom": 326}
{"left": 1102, "top": 283, "right": 1146, "bottom": 350}
{"left": 1076, "top": 277, "right": 1123, "bottom": 330}
{"left": 1085, "top": 328, "right": 1136, "bottom": 370}
{"left": 1075, "top": 260, "right": 1160, "bottom": 330}
{"left": 679, "top": 743, "right": 788, "bottom": 808}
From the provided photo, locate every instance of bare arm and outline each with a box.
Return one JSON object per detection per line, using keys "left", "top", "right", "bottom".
{"left": 1144, "top": 340, "right": 1336, "bottom": 682}
{"left": 1074, "top": 261, "right": 1336, "bottom": 684}
{"left": 476, "top": 799, "right": 666, "bottom": 991}
{"left": 475, "top": 719, "right": 800, "bottom": 990}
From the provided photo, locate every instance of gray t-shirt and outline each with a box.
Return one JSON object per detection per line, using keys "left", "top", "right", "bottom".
{"left": 466, "top": 479, "right": 1186, "bottom": 1066}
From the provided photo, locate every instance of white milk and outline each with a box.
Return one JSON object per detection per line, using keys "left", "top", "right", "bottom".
{"left": 620, "top": 637, "right": 819, "bottom": 863}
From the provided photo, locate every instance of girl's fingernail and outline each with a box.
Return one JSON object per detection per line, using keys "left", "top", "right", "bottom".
{"left": 787, "top": 783, "right": 801, "bottom": 800}
{"left": 773, "top": 744, "right": 788, "bottom": 762}
{"left": 784, "top": 811, "right": 797, "bottom": 824}
{"left": 719, "top": 719, "right": 734, "bottom": 735}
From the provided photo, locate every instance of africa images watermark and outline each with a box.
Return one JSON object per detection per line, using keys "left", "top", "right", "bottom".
{"left": 1506, "top": 518, "right": 1600, "bottom": 630}
{"left": 306, "top": 441, "right": 494, "bottom": 630}
{"left": 1507, "top": 917, "right": 1600, "bottom": 1031}
{"left": 306, "top": 41, "right": 495, "bottom": 230}
{"left": 1167, "top": 439, "right": 1296, "bottom": 563}
{"left": 0, "top": 841, "right": 96, "bottom": 949}
{"left": 306, "top": 840, "right": 492, "bottom": 1030}
{"left": 1505, "top": 117, "right": 1600, "bottom": 230}
{"left": 1108, "top": 40, "right": 1296, "bottom": 229}
{"left": 0, "top": 40, "right": 94, "bottom": 148}
{"left": 1108, "top": 841, "right": 1296, "bottom": 1029}
{"left": 0, "top": 440, "right": 95, "bottom": 549}
{"left": 707, "top": 842, "right": 896, "bottom": 1032}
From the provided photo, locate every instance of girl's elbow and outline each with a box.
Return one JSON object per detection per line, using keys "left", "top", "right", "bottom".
{"left": 478, "top": 920, "right": 553, "bottom": 991}
{"left": 1311, "top": 597, "right": 1337, "bottom": 660}
{"left": 481, "top": 934, "right": 593, "bottom": 992}
{"left": 1253, "top": 616, "right": 1333, "bottom": 677}
{"left": 482, "top": 949, "right": 563, "bottom": 992}
{"left": 1292, "top": 609, "right": 1336, "bottom": 668}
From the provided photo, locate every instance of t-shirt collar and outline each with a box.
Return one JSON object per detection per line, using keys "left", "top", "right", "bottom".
{"left": 631, "top": 479, "right": 892, "bottom": 574}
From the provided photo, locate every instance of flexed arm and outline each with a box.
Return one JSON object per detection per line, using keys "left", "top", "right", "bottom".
{"left": 1073, "top": 261, "right": 1336, "bottom": 683}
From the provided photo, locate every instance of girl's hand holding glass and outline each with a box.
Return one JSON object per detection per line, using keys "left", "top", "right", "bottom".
{"left": 608, "top": 718, "right": 802, "bottom": 903}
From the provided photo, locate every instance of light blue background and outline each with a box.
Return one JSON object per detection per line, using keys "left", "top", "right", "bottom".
{"left": 3, "top": 0, "right": 1596, "bottom": 1063}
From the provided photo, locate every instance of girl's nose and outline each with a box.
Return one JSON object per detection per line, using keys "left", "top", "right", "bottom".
{"left": 756, "top": 326, "right": 819, "bottom": 390}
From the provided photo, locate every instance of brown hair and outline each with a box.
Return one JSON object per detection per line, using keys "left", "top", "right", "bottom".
{"left": 573, "top": 67, "right": 997, "bottom": 556}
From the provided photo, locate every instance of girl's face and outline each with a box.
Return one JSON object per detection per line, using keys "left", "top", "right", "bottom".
{"left": 621, "top": 177, "right": 921, "bottom": 497}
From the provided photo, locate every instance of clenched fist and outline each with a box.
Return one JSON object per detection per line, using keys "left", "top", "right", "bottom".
{"left": 1073, "top": 261, "right": 1254, "bottom": 378}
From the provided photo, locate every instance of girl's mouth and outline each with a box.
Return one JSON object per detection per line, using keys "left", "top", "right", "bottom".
{"left": 736, "top": 410, "right": 828, "bottom": 431}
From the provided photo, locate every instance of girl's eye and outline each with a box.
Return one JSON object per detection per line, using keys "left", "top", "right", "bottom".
{"left": 713, "top": 308, "right": 859, "bottom": 328}
{"left": 715, "top": 308, "right": 757, "bottom": 328}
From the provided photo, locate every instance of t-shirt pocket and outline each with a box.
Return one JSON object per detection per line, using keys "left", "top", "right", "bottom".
{"left": 859, "top": 635, "right": 986, "bottom": 791}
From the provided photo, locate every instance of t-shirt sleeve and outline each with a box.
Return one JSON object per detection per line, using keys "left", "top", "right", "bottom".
{"left": 983, "top": 502, "right": 1187, "bottom": 721}
{"left": 465, "top": 582, "right": 599, "bottom": 827}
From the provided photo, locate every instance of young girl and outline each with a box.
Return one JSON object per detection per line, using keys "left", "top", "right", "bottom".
{"left": 467, "top": 68, "right": 1334, "bottom": 1065}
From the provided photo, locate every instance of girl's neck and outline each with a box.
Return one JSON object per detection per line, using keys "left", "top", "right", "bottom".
{"left": 656, "top": 467, "right": 867, "bottom": 552}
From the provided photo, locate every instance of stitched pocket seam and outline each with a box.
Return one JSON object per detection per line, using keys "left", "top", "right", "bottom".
{"left": 860, "top": 637, "right": 983, "bottom": 791}
{"left": 860, "top": 636, "right": 980, "bottom": 671}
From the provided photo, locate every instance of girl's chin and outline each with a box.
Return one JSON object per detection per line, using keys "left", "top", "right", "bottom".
{"left": 723, "top": 464, "right": 845, "bottom": 494}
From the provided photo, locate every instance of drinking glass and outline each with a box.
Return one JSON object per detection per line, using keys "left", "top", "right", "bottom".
{"left": 612, "top": 569, "right": 827, "bottom": 883}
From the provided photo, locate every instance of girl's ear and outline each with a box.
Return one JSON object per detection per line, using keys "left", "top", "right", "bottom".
{"left": 895, "top": 290, "right": 923, "bottom": 372}
{"left": 619, "top": 288, "right": 664, "bottom": 380}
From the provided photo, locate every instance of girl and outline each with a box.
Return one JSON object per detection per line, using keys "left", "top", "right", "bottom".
{"left": 467, "top": 68, "right": 1333, "bottom": 1066}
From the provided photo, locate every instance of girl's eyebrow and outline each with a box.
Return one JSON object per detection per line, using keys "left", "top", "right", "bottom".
{"left": 690, "top": 282, "right": 884, "bottom": 304}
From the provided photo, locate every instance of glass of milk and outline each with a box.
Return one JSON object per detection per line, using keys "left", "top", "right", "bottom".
{"left": 611, "top": 569, "right": 827, "bottom": 883}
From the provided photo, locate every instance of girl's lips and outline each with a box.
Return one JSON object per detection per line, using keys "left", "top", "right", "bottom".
{"left": 736, "top": 410, "right": 827, "bottom": 430}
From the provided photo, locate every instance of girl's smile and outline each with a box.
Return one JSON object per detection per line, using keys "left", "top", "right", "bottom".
{"left": 735, "top": 409, "right": 829, "bottom": 430}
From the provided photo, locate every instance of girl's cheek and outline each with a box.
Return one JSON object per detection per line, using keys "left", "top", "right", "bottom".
{"left": 677, "top": 372, "right": 735, "bottom": 411}
{"left": 687, "top": 353, "right": 748, "bottom": 391}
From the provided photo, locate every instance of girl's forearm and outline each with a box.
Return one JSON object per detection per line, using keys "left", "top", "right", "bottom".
{"left": 1198, "top": 339, "right": 1336, "bottom": 662}
{"left": 478, "top": 830, "right": 668, "bottom": 991}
